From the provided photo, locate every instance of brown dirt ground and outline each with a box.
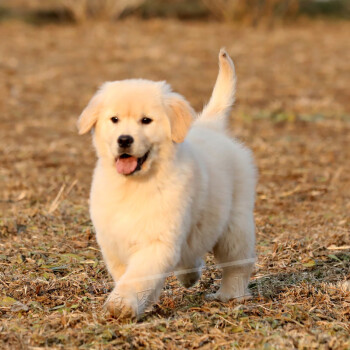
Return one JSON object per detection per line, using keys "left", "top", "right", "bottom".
{"left": 0, "top": 19, "right": 349, "bottom": 349}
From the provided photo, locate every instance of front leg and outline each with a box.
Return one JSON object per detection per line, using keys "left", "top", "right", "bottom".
{"left": 105, "top": 240, "right": 180, "bottom": 319}
{"left": 100, "top": 245, "right": 126, "bottom": 283}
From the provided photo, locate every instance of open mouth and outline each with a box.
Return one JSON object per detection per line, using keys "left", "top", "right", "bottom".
{"left": 115, "top": 151, "right": 150, "bottom": 175}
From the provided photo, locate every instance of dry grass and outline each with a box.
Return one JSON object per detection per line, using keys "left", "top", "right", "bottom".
{"left": 0, "top": 19, "right": 349, "bottom": 349}
{"left": 201, "top": 0, "right": 299, "bottom": 24}
{"left": 58, "top": 0, "right": 145, "bottom": 22}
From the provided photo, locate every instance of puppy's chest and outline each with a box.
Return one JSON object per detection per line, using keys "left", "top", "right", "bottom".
{"left": 90, "top": 179, "right": 190, "bottom": 258}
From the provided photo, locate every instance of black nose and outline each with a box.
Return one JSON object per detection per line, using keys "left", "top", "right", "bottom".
{"left": 118, "top": 135, "right": 134, "bottom": 148}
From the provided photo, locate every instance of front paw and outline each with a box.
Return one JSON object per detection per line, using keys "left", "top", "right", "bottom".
{"left": 105, "top": 289, "right": 136, "bottom": 319}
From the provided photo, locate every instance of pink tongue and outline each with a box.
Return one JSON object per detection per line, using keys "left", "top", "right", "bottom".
{"left": 116, "top": 157, "right": 138, "bottom": 175}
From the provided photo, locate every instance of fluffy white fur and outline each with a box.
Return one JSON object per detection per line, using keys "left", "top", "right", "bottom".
{"left": 78, "top": 49, "right": 257, "bottom": 319}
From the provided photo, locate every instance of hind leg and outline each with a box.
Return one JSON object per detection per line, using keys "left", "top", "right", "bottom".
{"left": 207, "top": 211, "right": 255, "bottom": 302}
{"left": 176, "top": 257, "right": 204, "bottom": 288}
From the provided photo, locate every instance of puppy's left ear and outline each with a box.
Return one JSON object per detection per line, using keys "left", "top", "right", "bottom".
{"left": 77, "top": 86, "right": 105, "bottom": 135}
{"left": 165, "top": 92, "right": 195, "bottom": 143}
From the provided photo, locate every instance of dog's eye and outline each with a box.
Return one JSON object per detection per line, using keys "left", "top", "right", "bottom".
{"left": 141, "top": 117, "right": 153, "bottom": 125}
{"left": 111, "top": 116, "right": 119, "bottom": 124}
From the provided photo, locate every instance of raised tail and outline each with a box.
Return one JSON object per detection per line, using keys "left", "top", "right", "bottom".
{"left": 197, "top": 48, "right": 236, "bottom": 130}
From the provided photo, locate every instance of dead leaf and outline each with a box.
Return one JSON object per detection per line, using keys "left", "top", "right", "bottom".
{"left": 302, "top": 260, "right": 316, "bottom": 268}
{"left": 0, "top": 296, "right": 17, "bottom": 307}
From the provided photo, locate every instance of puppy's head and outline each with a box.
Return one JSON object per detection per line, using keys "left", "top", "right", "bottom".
{"left": 78, "top": 79, "right": 195, "bottom": 176}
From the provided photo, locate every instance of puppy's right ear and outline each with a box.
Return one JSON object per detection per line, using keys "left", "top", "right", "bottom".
{"left": 165, "top": 92, "right": 195, "bottom": 143}
{"left": 161, "top": 82, "right": 195, "bottom": 143}
{"left": 77, "top": 86, "right": 105, "bottom": 135}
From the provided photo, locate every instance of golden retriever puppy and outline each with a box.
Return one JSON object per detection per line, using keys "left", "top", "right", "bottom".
{"left": 78, "top": 49, "right": 256, "bottom": 319}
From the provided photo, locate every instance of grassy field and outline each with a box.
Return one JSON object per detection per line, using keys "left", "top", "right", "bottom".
{"left": 0, "top": 18, "right": 349, "bottom": 349}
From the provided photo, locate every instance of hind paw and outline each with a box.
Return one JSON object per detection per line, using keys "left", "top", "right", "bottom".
{"left": 205, "top": 290, "right": 252, "bottom": 303}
